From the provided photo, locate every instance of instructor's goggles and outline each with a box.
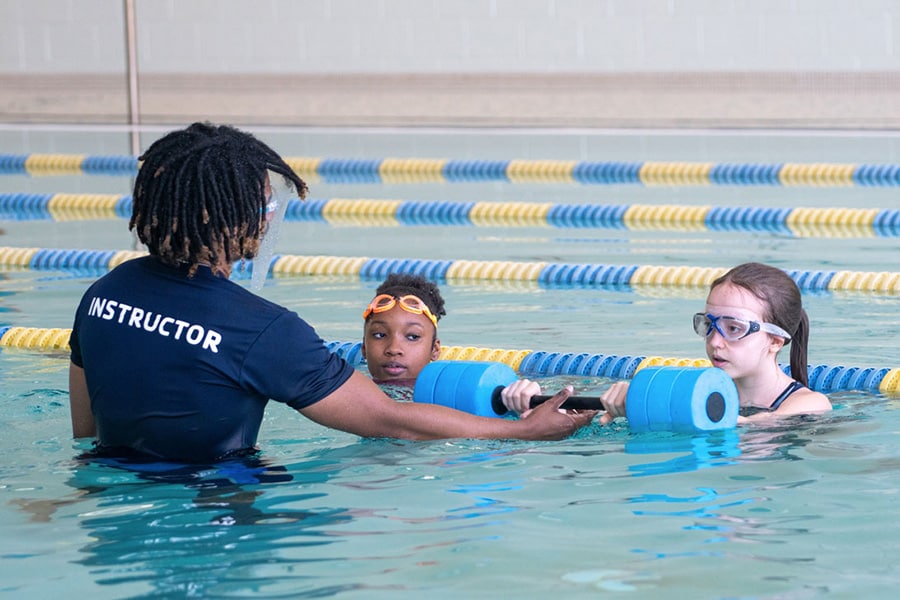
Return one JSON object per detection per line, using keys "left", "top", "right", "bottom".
{"left": 260, "top": 192, "right": 278, "bottom": 222}
{"left": 693, "top": 312, "right": 791, "bottom": 342}
{"left": 364, "top": 294, "right": 438, "bottom": 328}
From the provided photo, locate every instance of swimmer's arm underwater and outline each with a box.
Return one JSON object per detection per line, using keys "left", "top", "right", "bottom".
{"left": 69, "top": 363, "right": 96, "bottom": 438}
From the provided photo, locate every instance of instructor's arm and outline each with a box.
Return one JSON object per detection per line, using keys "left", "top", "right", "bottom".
{"left": 301, "top": 370, "right": 595, "bottom": 441}
{"left": 69, "top": 363, "right": 96, "bottom": 438}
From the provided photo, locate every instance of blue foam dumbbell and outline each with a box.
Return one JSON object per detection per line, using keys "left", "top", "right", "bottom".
{"left": 413, "top": 361, "right": 738, "bottom": 432}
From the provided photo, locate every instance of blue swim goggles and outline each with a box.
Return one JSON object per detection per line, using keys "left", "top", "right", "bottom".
{"left": 693, "top": 312, "right": 792, "bottom": 342}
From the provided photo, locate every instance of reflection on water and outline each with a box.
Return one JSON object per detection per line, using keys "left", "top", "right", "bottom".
{"left": 625, "top": 430, "right": 742, "bottom": 477}
{"left": 4, "top": 385, "right": 898, "bottom": 597}
{"left": 15, "top": 454, "right": 362, "bottom": 598}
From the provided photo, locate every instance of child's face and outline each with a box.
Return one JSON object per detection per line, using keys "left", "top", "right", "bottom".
{"left": 362, "top": 305, "right": 440, "bottom": 382}
{"left": 702, "top": 282, "right": 783, "bottom": 383}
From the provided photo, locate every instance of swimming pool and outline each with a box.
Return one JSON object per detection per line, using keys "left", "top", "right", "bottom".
{"left": 1, "top": 125, "right": 898, "bottom": 598}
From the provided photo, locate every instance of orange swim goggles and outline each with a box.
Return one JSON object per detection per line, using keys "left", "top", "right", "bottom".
{"left": 363, "top": 294, "right": 438, "bottom": 328}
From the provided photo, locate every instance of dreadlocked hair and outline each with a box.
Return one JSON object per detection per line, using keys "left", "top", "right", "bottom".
{"left": 130, "top": 122, "right": 308, "bottom": 277}
{"left": 375, "top": 273, "right": 447, "bottom": 322}
{"left": 710, "top": 262, "right": 811, "bottom": 386}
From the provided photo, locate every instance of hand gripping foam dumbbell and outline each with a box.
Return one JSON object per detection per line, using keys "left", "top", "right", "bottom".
{"left": 413, "top": 361, "right": 738, "bottom": 432}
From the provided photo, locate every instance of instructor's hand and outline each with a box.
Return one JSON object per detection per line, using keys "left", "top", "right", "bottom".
{"left": 515, "top": 386, "right": 597, "bottom": 440}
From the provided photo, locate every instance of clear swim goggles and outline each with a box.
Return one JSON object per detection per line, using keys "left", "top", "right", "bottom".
{"left": 363, "top": 294, "right": 438, "bottom": 328}
{"left": 693, "top": 312, "right": 791, "bottom": 342}
{"left": 260, "top": 192, "right": 278, "bottom": 222}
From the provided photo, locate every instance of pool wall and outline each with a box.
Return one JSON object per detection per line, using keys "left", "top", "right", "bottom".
{"left": 2, "top": 0, "right": 899, "bottom": 127}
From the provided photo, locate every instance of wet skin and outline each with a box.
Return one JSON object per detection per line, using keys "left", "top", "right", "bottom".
{"left": 362, "top": 305, "right": 440, "bottom": 383}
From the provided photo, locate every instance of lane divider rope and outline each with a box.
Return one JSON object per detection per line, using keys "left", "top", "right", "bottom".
{"left": 6, "top": 153, "right": 900, "bottom": 187}
{"left": 1, "top": 327, "right": 896, "bottom": 395}
{"left": 2, "top": 193, "right": 897, "bottom": 237}
{"left": 1, "top": 245, "right": 898, "bottom": 294}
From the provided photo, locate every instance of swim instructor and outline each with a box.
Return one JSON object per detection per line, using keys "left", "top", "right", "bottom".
{"left": 68, "top": 122, "right": 595, "bottom": 462}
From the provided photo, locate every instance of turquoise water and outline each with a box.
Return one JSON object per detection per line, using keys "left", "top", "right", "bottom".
{"left": 1, "top": 126, "right": 899, "bottom": 598}
{"left": 1, "top": 368, "right": 896, "bottom": 598}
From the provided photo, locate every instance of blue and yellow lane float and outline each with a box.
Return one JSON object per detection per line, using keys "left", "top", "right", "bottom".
{"left": 7, "top": 152, "right": 900, "bottom": 187}
{"left": 1, "top": 327, "right": 897, "bottom": 396}
{"left": 1, "top": 246, "right": 897, "bottom": 295}
{"left": 2, "top": 193, "right": 898, "bottom": 238}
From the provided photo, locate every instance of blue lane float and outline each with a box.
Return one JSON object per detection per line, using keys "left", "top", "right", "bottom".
{"left": 572, "top": 161, "right": 643, "bottom": 184}
{"left": 317, "top": 158, "right": 382, "bottom": 184}
{"left": 443, "top": 160, "right": 510, "bottom": 182}
{"left": 0, "top": 193, "right": 54, "bottom": 220}
{"left": 285, "top": 198, "right": 328, "bottom": 222}
{"left": 705, "top": 206, "right": 794, "bottom": 234}
{"left": 80, "top": 155, "right": 139, "bottom": 176}
{"left": 708, "top": 162, "right": 783, "bottom": 186}
{"left": 30, "top": 248, "right": 117, "bottom": 271}
{"left": 537, "top": 263, "right": 639, "bottom": 288}
{"left": 546, "top": 203, "right": 631, "bottom": 229}
{"left": 787, "top": 269, "right": 836, "bottom": 293}
{"left": 0, "top": 154, "right": 28, "bottom": 175}
{"left": 518, "top": 351, "right": 646, "bottom": 379}
{"left": 873, "top": 209, "right": 900, "bottom": 237}
{"left": 358, "top": 258, "right": 454, "bottom": 281}
{"left": 114, "top": 196, "right": 133, "bottom": 219}
{"left": 853, "top": 163, "right": 900, "bottom": 187}
{"left": 395, "top": 200, "right": 476, "bottom": 226}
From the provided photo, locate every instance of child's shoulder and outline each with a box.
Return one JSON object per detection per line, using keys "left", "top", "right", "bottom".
{"left": 782, "top": 386, "right": 832, "bottom": 414}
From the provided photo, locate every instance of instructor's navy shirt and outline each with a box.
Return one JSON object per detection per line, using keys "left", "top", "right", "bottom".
{"left": 70, "top": 256, "right": 354, "bottom": 461}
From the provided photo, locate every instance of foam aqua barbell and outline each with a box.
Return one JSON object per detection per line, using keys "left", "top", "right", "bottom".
{"left": 412, "top": 360, "right": 739, "bottom": 432}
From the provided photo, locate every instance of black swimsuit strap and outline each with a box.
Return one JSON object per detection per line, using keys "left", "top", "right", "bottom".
{"left": 769, "top": 380, "right": 806, "bottom": 411}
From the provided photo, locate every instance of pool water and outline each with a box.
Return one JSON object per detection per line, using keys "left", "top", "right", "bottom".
{"left": 1, "top": 125, "right": 899, "bottom": 598}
